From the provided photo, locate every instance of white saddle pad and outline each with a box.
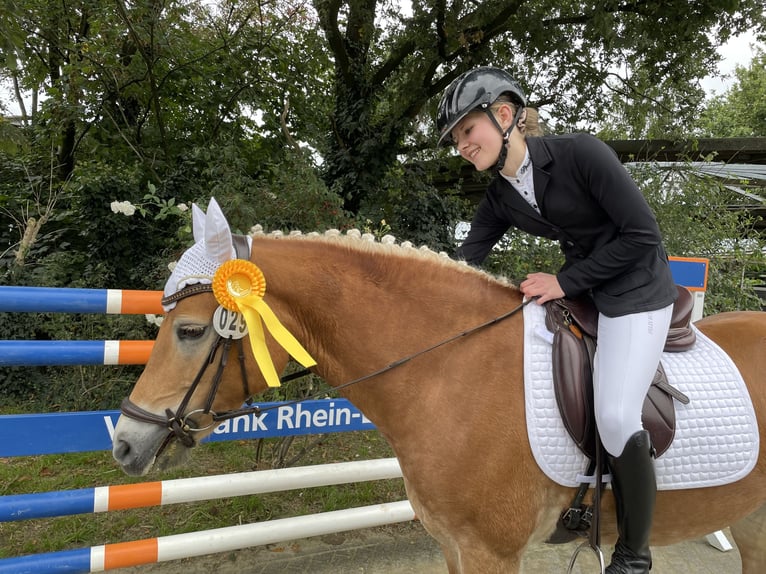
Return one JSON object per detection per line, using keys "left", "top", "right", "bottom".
{"left": 523, "top": 302, "right": 759, "bottom": 490}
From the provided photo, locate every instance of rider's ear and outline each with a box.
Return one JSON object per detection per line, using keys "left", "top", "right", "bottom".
{"left": 496, "top": 102, "right": 516, "bottom": 131}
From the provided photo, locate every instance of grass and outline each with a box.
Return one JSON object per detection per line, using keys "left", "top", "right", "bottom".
{"left": 0, "top": 431, "right": 406, "bottom": 560}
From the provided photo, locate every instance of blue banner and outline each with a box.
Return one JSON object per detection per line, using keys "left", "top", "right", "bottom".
{"left": 0, "top": 399, "right": 375, "bottom": 457}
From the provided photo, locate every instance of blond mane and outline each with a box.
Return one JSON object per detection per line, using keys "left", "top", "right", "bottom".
{"left": 248, "top": 225, "right": 516, "bottom": 289}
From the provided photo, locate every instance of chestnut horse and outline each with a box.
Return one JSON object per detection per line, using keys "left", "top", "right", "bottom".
{"left": 113, "top": 211, "right": 766, "bottom": 573}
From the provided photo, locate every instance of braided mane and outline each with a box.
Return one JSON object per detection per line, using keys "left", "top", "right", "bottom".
{"left": 249, "top": 225, "right": 516, "bottom": 288}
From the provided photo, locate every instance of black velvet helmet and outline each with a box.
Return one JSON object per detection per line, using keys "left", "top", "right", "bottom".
{"left": 436, "top": 67, "right": 526, "bottom": 147}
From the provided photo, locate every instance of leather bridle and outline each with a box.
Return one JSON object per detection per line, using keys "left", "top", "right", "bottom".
{"left": 119, "top": 235, "right": 267, "bottom": 458}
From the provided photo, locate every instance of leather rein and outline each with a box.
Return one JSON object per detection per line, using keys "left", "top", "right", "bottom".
{"left": 120, "top": 238, "right": 530, "bottom": 458}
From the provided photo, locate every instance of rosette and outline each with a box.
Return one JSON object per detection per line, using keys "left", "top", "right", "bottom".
{"left": 212, "top": 259, "right": 316, "bottom": 387}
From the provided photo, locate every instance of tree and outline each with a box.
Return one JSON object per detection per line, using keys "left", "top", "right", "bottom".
{"left": 695, "top": 48, "right": 766, "bottom": 137}
{"left": 0, "top": 0, "right": 339, "bottom": 284}
{"left": 314, "top": 0, "right": 765, "bottom": 212}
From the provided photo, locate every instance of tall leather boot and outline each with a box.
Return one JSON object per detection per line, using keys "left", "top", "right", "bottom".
{"left": 605, "top": 430, "right": 655, "bottom": 574}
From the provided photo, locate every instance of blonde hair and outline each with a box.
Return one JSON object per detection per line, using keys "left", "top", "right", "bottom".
{"left": 523, "top": 108, "right": 543, "bottom": 137}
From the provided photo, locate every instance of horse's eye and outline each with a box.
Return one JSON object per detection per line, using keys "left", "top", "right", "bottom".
{"left": 177, "top": 325, "right": 207, "bottom": 340}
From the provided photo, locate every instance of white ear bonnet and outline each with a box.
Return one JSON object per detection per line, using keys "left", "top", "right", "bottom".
{"left": 162, "top": 198, "right": 250, "bottom": 311}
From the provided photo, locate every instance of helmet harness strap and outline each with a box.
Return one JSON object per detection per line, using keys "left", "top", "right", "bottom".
{"left": 484, "top": 103, "right": 525, "bottom": 172}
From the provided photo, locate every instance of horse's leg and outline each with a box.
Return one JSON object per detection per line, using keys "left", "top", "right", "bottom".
{"left": 454, "top": 545, "right": 522, "bottom": 574}
{"left": 427, "top": 527, "right": 523, "bottom": 574}
{"left": 439, "top": 543, "right": 460, "bottom": 574}
{"left": 730, "top": 501, "right": 766, "bottom": 574}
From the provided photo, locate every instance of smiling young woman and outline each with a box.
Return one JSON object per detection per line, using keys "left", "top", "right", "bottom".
{"left": 436, "top": 66, "right": 679, "bottom": 574}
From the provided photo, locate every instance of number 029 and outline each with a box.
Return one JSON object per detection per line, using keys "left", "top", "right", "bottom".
{"left": 213, "top": 306, "right": 248, "bottom": 339}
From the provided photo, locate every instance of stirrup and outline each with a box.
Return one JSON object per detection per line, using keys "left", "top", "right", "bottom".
{"left": 567, "top": 428, "right": 607, "bottom": 573}
{"left": 567, "top": 539, "right": 605, "bottom": 574}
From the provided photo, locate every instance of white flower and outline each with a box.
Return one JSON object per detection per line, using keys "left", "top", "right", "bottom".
{"left": 177, "top": 203, "right": 189, "bottom": 212}
{"left": 145, "top": 314, "right": 164, "bottom": 327}
{"left": 110, "top": 200, "right": 136, "bottom": 216}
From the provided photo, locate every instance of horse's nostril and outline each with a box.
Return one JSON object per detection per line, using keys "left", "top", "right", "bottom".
{"left": 112, "top": 439, "right": 131, "bottom": 463}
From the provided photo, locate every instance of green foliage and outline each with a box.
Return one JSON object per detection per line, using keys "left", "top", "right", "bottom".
{"left": 696, "top": 48, "right": 766, "bottom": 137}
{"left": 357, "top": 162, "right": 471, "bottom": 252}
{"left": 318, "top": 0, "right": 765, "bottom": 206}
{"left": 1, "top": 0, "right": 765, "bottom": 411}
{"left": 481, "top": 233, "right": 564, "bottom": 285}
{"left": 632, "top": 162, "right": 765, "bottom": 313}
{"left": 222, "top": 148, "right": 348, "bottom": 234}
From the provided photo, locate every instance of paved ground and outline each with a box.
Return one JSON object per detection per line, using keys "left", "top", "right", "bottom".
{"left": 116, "top": 522, "right": 742, "bottom": 573}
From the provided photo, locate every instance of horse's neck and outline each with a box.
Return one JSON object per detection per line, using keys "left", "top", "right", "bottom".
{"left": 252, "top": 235, "right": 521, "bottom": 404}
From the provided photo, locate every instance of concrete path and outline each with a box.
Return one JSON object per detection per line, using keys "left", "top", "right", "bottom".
{"left": 116, "top": 523, "right": 742, "bottom": 573}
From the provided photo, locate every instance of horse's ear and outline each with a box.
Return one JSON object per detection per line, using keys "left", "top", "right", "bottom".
{"left": 204, "top": 197, "right": 235, "bottom": 264}
{"left": 192, "top": 203, "right": 206, "bottom": 243}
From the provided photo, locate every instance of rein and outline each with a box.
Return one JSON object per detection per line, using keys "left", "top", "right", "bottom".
{"left": 237, "top": 296, "right": 533, "bottom": 419}
{"left": 121, "top": 275, "right": 532, "bottom": 456}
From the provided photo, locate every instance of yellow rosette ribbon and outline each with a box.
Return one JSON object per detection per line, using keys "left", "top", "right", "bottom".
{"left": 212, "top": 259, "right": 316, "bottom": 387}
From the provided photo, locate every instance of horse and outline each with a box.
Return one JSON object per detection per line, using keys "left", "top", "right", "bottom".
{"left": 112, "top": 201, "right": 766, "bottom": 574}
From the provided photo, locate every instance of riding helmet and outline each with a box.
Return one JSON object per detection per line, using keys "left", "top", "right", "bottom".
{"left": 436, "top": 67, "right": 526, "bottom": 147}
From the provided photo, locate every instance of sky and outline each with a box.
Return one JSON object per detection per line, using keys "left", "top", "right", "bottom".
{"left": 701, "top": 29, "right": 762, "bottom": 95}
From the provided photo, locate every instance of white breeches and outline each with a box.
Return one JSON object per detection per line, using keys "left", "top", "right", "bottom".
{"left": 594, "top": 304, "right": 674, "bottom": 457}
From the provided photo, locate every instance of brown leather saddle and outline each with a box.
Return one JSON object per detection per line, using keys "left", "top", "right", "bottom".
{"left": 543, "top": 285, "right": 694, "bottom": 460}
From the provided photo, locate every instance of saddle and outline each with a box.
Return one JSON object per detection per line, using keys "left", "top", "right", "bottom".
{"left": 544, "top": 285, "right": 694, "bottom": 460}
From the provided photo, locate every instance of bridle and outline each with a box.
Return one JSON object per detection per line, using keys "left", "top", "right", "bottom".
{"left": 119, "top": 234, "right": 264, "bottom": 458}
{"left": 119, "top": 234, "right": 531, "bottom": 459}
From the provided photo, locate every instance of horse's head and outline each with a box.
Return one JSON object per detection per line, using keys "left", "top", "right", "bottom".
{"left": 112, "top": 199, "right": 293, "bottom": 476}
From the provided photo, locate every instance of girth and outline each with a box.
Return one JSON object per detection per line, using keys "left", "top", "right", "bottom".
{"left": 544, "top": 285, "right": 694, "bottom": 461}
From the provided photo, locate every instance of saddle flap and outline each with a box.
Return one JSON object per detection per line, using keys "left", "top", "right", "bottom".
{"left": 641, "top": 382, "right": 676, "bottom": 458}
{"left": 550, "top": 326, "right": 595, "bottom": 456}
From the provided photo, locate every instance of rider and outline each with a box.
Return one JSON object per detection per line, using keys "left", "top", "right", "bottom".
{"left": 436, "top": 67, "right": 678, "bottom": 574}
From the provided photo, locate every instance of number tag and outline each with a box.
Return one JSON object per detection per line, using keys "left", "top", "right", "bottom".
{"left": 213, "top": 306, "right": 248, "bottom": 339}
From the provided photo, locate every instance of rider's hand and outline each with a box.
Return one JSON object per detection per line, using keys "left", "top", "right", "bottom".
{"left": 520, "top": 273, "right": 565, "bottom": 304}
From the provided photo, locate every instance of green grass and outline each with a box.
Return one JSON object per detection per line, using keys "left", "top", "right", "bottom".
{"left": 0, "top": 432, "right": 405, "bottom": 560}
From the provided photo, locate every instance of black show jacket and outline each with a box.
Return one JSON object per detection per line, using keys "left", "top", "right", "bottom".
{"left": 457, "top": 133, "right": 677, "bottom": 317}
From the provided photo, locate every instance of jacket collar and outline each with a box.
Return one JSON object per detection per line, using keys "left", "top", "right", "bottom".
{"left": 494, "top": 137, "right": 552, "bottom": 226}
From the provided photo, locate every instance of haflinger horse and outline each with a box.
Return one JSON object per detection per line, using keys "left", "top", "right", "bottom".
{"left": 113, "top": 199, "right": 766, "bottom": 573}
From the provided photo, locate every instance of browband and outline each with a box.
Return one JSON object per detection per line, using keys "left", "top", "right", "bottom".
{"left": 161, "top": 282, "right": 213, "bottom": 307}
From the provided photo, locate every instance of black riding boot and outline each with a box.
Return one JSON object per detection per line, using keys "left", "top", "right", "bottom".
{"left": 605, "top": 430, "right": 655, "bottom": 574}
